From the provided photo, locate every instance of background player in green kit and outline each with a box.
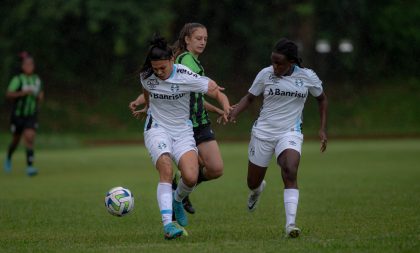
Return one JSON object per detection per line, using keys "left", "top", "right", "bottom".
{"left": 172, "top": 23, "right": 227, "bottom": 213}
{"left": 4, "top": 52, "right": 44, "bottom": 176}
{"left": 129, "top": 23, "right": 228, "bottom": 213}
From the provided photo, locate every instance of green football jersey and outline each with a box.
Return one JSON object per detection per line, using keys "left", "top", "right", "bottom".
{"left": 7, "top": 74, "right": 42, "bottom": 117}
{"left": 176, "top": 51, "right": 210, "bottom": 128}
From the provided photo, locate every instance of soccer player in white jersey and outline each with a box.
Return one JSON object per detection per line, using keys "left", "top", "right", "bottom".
{"left": 229, "top": 38, "right": 328, "bottom": 238}
{"left": 138, "top": 34, "right": 230, "bottom": 240}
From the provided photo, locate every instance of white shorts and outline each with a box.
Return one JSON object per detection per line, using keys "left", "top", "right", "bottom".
{"left": 144, "top": 126, "right": 197, "bottom": 166}
{"left": 248, "top": 132, "right": 303, "bottom": 167}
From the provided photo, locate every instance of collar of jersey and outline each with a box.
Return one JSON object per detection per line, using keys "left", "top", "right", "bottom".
{"left": 169, "top": 64, "right": 177, "bottom": 79}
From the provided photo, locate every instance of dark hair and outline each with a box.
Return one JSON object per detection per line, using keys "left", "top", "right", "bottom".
{"left": 273, "top": 38, "right": 303, "bottom": 67}
{"left": 15, "top": 51, "right": 33, "bottom": 74}
{"left": 140, "top": 33, "right": 173, "bottom": 79}
{"left": 173, "top": 23, "right": 206, "bottom": 59}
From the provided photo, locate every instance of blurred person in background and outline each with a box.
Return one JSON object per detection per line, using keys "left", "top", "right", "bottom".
{"left": 4, "top": 52, "right": 44, "bottom": 176}
{"left": 229, "top": 38, "right": 328, "bottom": 238}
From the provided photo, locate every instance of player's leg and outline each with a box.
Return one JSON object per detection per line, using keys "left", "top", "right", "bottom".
{"left": 247, "top": 135, "right": 273, "bottom": 211}
{"left": 4, "top": 133, "right": 21, "bottom": 172}
{"left": 22, "top": 128, "right": 37, "bottom": 176}
{"left": 173, "top": 150, "right": 199, "bottom": 227}
{"left": 197, "top": 139, "right": 223, "bottom": 182}
{"left": 145, "top": 128, "right": 182, "bottom": 239}
{"left": 4, "top": 118, "right": 23, "bottom": 172}
{"left": 275, "top": 133, "right": 303, "bottom": 238}
{"left": 155, "top": 153, "right": 182, "bottom": 239}
{"left": 247, "top": 161, "right": 268, "bottom": 211}
{"left": 181, "top": 139, "right": 223, "bottom": 214}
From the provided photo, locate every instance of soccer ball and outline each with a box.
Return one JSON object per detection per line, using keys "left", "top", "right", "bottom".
{"left": 105, "top": 186, "right": 134, "bottom": 217}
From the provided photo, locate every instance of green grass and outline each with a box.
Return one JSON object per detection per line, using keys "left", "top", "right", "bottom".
{"left": 0, "top": 140, "right": 419, "bottom": 252}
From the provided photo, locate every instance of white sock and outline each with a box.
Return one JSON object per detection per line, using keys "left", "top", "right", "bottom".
{"left": 157, "top": 182, "right": 173, "bottom": 226}
{"left": 174, "top": 178, "right": 194, "bottom": 202}
{"left": 284, "top": 189, "right": 299, "bottom": 227}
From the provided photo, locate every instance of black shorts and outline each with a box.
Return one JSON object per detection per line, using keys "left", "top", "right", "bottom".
{"left": 10, "top": 116, "right": 38, "bottom": 134}
{"left": 193, "top": 124, "right": 216, "bottom": 146}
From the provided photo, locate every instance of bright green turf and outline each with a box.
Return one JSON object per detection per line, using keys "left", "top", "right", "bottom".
{"left": 1, "top": 140, "right": 419, "bottom": 253}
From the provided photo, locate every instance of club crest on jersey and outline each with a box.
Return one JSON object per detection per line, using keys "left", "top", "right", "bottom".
{"left": 269, "top": 74, "right": 280, "bottom": 83}
{"left": 171, "top": 84, "right": 180, "bottom": 93}
{"left": 147, "top": 79, "right": 159, "bottom": 89}
{"left": 295, "top": 78, "right": 304, "bottom": 87}
{"left": 157, "top": 142, "right": 167, "bottom": 150}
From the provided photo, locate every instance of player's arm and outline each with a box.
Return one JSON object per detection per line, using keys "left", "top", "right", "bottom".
{"left": 315, "top": 92, "right": 328, "bottom": 152}
{"left": 6, "top": 90, "right": 32, "bottom": 99}
{"left": 204, "top": 101, "right": 224, "bottom": 116}
{"left": 37, "top": 91, "right": 44, "bottom": 102}
{"left": 228, "top": 93, "right": 257, "bottom": 123}
{"left": 205, "top": 80, "right": 231, "bottom": 123}
{"left": 129, "top": 93, "right": 146, "bottom": 112}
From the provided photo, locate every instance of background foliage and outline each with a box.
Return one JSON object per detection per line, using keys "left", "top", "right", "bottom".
{"left": 1, "top": 0, "right": 419, "bottom": 137}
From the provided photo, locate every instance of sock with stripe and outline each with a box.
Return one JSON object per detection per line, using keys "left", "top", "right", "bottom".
{"left": 157, "top": 182, "right": 173, "bottom": 226}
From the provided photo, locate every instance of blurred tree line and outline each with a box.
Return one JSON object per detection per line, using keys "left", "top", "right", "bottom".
{"left": 1, "top": 0, "right": 419, "bottom": 134}
{"left": 1, "top": 0, "right": 419, "bottom": 88}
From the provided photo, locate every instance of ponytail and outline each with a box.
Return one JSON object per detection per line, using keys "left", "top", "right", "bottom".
{"left": 140, "top": 33, "right": 173, "bottom": 79}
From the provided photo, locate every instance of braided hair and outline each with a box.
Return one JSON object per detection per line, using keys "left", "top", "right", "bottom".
{"left": 273, "top": 38, "right": 303, "bottom": 67}
{"left": 173, "top": 23, "right": 206, "bottom": 59}
{"left": 140, "top": 33, "right": 173, "bottom": 79}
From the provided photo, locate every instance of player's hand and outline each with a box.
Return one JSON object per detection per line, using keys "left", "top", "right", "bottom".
{"left": 22, "top": 90, "right": 34, "bottom": 96}
{"left": 129, "top": 101, "right": 139, "bottom": 112}
{"left": 319, "top": 129, "right": 327, "bottom": 152}
{"left": 228, "top": 109, "right": 238, "bottom": 123}
{"left": 132, "top": 106, "right": 148, "bottom": 120}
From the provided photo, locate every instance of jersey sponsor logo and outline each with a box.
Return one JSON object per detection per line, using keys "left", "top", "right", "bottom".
{"left": 177, "top": 68, "right": 199, "bottom": 78}
{"left": 149, "top": 92, "right": 186, "bottom": 100}
{"left": 171, "top": 84, "right": 180, "bottom": 93}
{"left": 295, "top": 78, "right": 304, "bottom": 87}
{"left": 147, "top": 79, "right": 159, "bottom": 90}
{"left": 267, "top": 88, "right": 307, "bottom": 98}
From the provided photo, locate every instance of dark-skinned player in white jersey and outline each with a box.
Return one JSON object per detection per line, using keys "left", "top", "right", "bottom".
{"left": 229, "top": 38, "right": 328, "bottom": 238}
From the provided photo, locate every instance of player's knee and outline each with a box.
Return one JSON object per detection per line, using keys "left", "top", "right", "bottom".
{"left": 205, "top": 162, "right": 224, "bottom": 179}
{"left": 282, "top": 165, "right": 298, "bottom": 182}
{"left": 182, "top": 173, "right": 197, "bottom": 187}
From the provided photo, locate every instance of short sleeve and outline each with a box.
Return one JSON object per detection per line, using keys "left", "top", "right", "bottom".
{"left": 140, "top": 75, "right": 149, "bottom": 91}
{"left": 306, "top": 69, "right": 323, "bottom": 97}
{"left": 248, "top": 69, "right": 266, "bottom": 96}
{"left": 178, "top": 69, "right": 209, "bottom": 94}
{"left": 7, "top": 76, "right": 21, "bottom": 92}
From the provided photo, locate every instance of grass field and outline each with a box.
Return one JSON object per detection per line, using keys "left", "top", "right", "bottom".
{"left": 0, "top": 140, "right": 419, "bottom": 252}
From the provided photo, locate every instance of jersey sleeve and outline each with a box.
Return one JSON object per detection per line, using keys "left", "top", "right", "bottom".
{"left": 177, "top": 66, "right": 209, "bottom": 93}
{"left": 177, "top": 54, "right": 201, "bottom": 74}
{"left": 7, "top": 76, "right": 21, "bottom": 92}
{"left": 306, "top": 69, "right": 323, "bottom": 97}
{"left": 248, "top": 69, "right": 266, "bottom": 96}
{"left": 140, "top": 76, "right": 149, "bottom": 91}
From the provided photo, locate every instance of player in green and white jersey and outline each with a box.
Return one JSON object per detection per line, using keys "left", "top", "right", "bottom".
{"left": 4, "top": 52, "right": 44, "bottom": 176}
{"left": 171, "top": 23, "right": 228, "bottom": 213}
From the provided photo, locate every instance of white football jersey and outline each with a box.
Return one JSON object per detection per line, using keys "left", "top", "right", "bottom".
{"left": 141, "top": 64, "right": 209, "bottom": 135}
{"left": 248, "top": 65, "right": 323, "bottom": 140}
